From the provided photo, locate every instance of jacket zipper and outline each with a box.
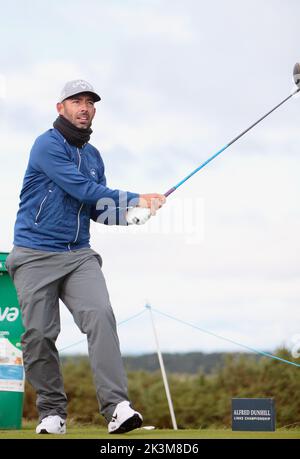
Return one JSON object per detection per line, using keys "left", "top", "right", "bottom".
{"left": 70, "top": 148, "right": 83, "bottom": 246}
{"left": 35, "top": 189, "right": 52, "bottom": 225}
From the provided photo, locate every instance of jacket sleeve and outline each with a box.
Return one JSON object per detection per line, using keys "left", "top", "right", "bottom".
{"left": 90, "top": 205, "right": 129, "bottom": 225}
{"left": 30, "top": 135, "right": 139, "bottom": 206}
{"left": 90, "top": 173, "right": 136, "bottom": 225}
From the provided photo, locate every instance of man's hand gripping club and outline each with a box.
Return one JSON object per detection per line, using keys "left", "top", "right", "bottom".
{"left": 126, "top": 194, "right": 166, "bottom": 225}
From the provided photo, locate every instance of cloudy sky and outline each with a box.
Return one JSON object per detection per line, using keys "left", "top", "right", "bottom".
{"left": 0, "top": 0, "right": 299, "bottom": 357}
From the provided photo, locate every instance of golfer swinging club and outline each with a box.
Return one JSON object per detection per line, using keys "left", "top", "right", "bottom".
{"left": 5, "top": 79, "right": 166, "bottom": 434}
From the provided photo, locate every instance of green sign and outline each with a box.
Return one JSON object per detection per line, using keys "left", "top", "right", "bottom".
{"left": 0, "top": 252, "right": 25, "bottom": 429}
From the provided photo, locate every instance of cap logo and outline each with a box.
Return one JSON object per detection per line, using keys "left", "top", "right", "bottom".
{"left": 72, "top": 80, "right": 93, "bottom": 90}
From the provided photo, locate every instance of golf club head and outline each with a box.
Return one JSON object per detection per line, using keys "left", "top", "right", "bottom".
{"left": 293, "top": 62, "right": 300, "bottom": 87}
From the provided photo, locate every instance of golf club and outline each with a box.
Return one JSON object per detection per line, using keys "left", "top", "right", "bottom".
{"left": 164, "top": 63, "right": 300, "bottom": 197}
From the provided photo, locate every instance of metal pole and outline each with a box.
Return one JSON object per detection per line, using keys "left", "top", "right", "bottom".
{"left": 145, "top": 304, "right": 178, "bottom": 430}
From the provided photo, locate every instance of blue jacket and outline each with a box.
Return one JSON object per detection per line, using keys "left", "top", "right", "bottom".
{"left": 13, "top": 128, "right": 139, "bottom": 252}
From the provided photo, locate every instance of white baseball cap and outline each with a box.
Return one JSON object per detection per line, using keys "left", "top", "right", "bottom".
{"left": 59, "top": 79, "right": 101, "bottom": 103}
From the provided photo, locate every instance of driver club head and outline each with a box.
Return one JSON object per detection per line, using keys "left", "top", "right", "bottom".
{"left": 293, "top": 62, "right": 300, "bottom": 87}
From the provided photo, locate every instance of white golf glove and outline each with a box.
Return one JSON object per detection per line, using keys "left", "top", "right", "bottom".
{"left": 126, "top": 207, "right": 151, "bottom": 225}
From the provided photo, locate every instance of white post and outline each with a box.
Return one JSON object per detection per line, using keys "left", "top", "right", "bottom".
{"left": 145, "top": 304, "right": 178, "bottom": 430}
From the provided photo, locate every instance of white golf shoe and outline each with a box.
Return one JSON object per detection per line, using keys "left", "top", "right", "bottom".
{"left": 36, "top": 415, "right": 66, "bottom": 434}
{"left": 108, "top": 401, "right": 143, "bottom": 434}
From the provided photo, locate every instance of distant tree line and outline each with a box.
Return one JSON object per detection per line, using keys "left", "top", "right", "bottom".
{"left": 23, "top": 348, "right": 300, "bottom": 429}
{"left": 122, "top": 351, "right": 262, "bottom": 374}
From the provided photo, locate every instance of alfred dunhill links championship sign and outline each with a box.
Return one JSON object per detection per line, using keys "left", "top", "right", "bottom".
{"left": 232, "top": 398, "right": 276, "bottom": 431}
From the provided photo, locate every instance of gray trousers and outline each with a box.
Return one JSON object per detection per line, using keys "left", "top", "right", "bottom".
{"left": 5, "top": 245, "right": 129, "bottom": 422}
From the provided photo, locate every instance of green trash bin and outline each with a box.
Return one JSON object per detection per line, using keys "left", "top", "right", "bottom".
{"left": 0, "top": 251, "right": 25, "bottom": 429}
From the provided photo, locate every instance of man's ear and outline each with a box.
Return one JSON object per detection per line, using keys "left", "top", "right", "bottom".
{"left": 56, "top": 102, "right": 63, "bottom": 114}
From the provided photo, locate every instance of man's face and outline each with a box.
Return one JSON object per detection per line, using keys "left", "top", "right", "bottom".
{"left": 56, "top": 93, "right": 96, "bottom": 129}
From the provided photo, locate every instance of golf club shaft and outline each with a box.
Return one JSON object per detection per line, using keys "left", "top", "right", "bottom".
{"left": 164, "top": 88, "right": 300, "bottom": 197}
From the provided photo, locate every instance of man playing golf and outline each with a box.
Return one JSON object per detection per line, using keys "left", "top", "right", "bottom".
{"left": 5, "top": 79, "right": 166, "bottom": 434}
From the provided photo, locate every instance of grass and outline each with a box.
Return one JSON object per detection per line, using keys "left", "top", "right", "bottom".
{"left": 0, "top": 422, "right": 300, "bottom": 439}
